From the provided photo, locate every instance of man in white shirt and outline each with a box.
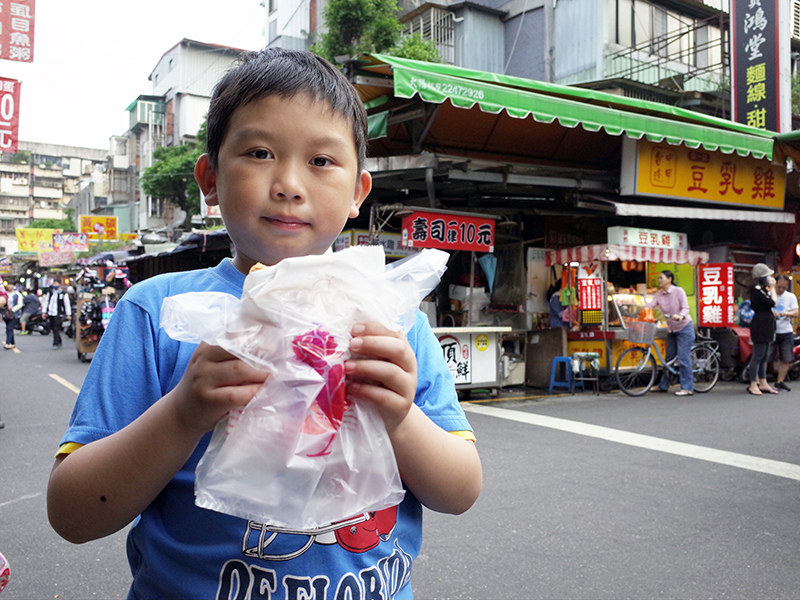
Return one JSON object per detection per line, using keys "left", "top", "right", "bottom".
{"left": 772, "top": 274, "right": 798, "bottom": 391}
{"left": 44, "top": 279, "right": 72, "bottom": 349}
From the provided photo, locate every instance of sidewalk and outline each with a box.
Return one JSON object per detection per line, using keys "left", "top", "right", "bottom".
{"left": 461, "top": 378, "right": 765, "bottom": 405}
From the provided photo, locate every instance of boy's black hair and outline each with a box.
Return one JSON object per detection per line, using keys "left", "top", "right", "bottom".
{"left": 775, "top": 273, "right": 791, "bottom": 283}
{"left": 660, "top": 270, "right": 675, "bottom": 284}
{"left": 206, "top": 48, "right": 368, "bottom": 173}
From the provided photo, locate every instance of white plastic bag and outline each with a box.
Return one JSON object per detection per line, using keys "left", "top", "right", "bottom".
{"left": 161, "top": 245, "right": 449, "bottom": 530}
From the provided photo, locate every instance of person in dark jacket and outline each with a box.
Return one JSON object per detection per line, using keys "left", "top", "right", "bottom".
{"left": 748, "top": 263, "right": 778, "bottom": 395}
{"left": 18, "top": 291, "right": 42, "bottom": 335}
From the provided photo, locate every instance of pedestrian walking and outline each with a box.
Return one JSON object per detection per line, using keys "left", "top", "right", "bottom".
{"left": 3, "top": 281, "right": 21, "bottom": 350}
{"left": 43, "top": 279, "right": 72, "bottom": 349}
{"left": 18, "top": 291, "right": 42, "bottom": 335}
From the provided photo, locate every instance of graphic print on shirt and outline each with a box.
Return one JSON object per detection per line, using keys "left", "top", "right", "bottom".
{"left": 215, "top": 506, "right": 412, "bottom": 599}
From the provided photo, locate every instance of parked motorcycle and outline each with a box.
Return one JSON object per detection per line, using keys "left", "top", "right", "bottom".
{"left": 13, "top": 313, "right": 51, "bottom": 335}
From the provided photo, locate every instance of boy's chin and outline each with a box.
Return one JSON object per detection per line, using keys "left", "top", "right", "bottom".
{"left": 235, "top": 246, "right": 335, "bottom": 271}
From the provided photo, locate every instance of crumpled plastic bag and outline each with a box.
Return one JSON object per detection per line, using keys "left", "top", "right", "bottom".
{"left": 160, "top": 245, "right": 449, "bottom": 530}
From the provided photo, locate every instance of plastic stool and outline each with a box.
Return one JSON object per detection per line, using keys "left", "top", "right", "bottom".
{"left": 549, "top": 357, "right": 573, "bottom": 393}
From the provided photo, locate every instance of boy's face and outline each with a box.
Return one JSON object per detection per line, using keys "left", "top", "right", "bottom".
{"left": 196, "top": 93, "right": 371, "bottom": 273}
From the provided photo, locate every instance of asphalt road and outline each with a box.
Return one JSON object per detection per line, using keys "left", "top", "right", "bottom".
{"left": 2, "top": 330, "right": 800, "bottom": 599}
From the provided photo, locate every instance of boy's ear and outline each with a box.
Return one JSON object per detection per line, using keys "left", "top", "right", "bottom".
{"left": 195, "top": 154, "right": 219, "bottom": 206}
{"left": 350, "top": 170, "right": 372, "bottom": 218}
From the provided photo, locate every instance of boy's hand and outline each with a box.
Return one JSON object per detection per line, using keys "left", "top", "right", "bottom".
{"left": 169, "top": 342, "right": 269, "bottom": 434}
{"left": 345, "top": 323, "right": 417, "bottom": 434}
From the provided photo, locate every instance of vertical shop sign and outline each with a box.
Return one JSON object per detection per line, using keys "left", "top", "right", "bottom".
{"left": 577, "top": 262, "right": 602, "bottom": 310}
{"left": 401, "top": 211, "right": 494, "bottom": 252}
{"left": 698, "top": 263, "right": 734, "bottom": 327}
{"left": 0, "top": 0, "right": 35, "bottom": 62}
{"left": 578, "top": 262, "right": 603, "bottom": 326}
{"left": 730, "top": 0, "right": 786, "bottom": 132}
{"left": 0, "top": 77, "right": 20, "bottom": 152}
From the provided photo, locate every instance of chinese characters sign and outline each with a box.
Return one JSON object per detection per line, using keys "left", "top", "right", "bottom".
{"left": 15, "top": 227, "right": 59, "bottom": 252}
{"left": 0, "top": 76, "right": 20, "bottom": 152}
{"left": 577, "top": 262, "right": 603, "bottom": 311}
{"left": 80, "top": 215, "right": 118, "bottom": 241}
{"left": 698, "top": 263, "right": 735, "bottom": 327}
{"left": 401, "top": 211, "right": 494, "bottom": 252}
{"left": 438, "top": 333, "right": 471, "bottom": 384}
{"left": 53, "top": 232, "right": 89, "bottom": 252}
{"left": 621, "top": 139, "right": 785, "bottom": 209}
{"left": 608, "top": 226, "right": 687, "bottom": 250}
{"left": 0, "top": 0, "right": 35, "bottom": 63}
{"left": 730, "top": 0, "right": 787, "bottom": 132}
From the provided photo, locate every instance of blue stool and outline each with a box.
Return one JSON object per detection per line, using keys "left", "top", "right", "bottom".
{"left": 549, "top": 357, "right": 573, "bottom": 393}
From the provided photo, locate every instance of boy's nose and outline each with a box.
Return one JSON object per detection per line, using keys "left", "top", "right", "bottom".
{"left": 270, "top": 162, "right": 304, "bottom": 201}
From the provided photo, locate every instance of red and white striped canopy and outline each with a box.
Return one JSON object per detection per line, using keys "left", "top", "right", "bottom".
{"left": 545, "top": 244, "right": 709, "bottom": 266}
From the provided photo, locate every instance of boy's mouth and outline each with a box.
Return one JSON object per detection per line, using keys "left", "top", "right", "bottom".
{"left": 263, "top": 215, "right": 309, "bottom": 230}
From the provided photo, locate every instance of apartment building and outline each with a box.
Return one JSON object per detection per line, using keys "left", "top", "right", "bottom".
{"left": 105, "top": 39, "right": 246, "bottom": 238}
{"left": 0, "top": 141, "right": 107, "bottom": 255}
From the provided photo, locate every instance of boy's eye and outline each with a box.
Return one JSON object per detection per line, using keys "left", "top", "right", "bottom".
{"left": 250, "top": 149, "right": 272, "bottom": 159}
{"left": 310, "top": 156, "right": 332, "bottom": 167}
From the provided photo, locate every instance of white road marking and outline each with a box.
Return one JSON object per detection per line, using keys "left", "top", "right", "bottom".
{"left": 463, "top": 404, "right": 800, "bottom": 482}
{"left": 49, "top": 374, "right": 80, "bottom": 395}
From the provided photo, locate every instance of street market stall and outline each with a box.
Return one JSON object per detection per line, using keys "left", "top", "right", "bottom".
{"left": 376, "top": 205, "right": 525, "bottom": 393}
{"left": 545, "top": 228, "right": 710, "bottom": 384}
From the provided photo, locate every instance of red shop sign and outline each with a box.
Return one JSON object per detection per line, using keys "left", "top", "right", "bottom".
{"left": 698, "top": 263, "right": 734, "bottom": 327}
{"left": 401, "top": 211, "right": 494, "bottom": 252}
{"left": 0, "top": 77, "right": 20, "bottom": 152}
{"left": 1, "top": 0, "right": 35, "bottom": 63}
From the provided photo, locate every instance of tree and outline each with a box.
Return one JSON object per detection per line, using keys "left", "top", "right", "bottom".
{"left": 389, "top": 33, "right": 441, "bottom": 62}
{"left": 311, "top": 0, "right": 404, "bottom": 62}
{"left": 139, "top": 120, "right": 207, "bottom": 229}
{"left": 27, "top": 212, "right": 77, "bottom": 231}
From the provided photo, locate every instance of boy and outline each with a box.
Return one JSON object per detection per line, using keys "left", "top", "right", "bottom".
{"left": 47, "top": 48, "right": 482, "bottom": 599}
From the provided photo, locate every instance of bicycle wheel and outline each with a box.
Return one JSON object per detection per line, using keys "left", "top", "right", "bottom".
{"left": 615, "top": 346, "right": 658, "bottom": 396}
{"left": 691, "top": 344, "right": 720, "bottom": 393}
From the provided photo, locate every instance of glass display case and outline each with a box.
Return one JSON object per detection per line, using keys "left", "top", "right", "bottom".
{"left": 608, "top": 292, "right": 667, "bottom": 329}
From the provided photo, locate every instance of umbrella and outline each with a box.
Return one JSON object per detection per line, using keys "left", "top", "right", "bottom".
{"left": 478, "top": 254, "right": 497, "bottom": 292}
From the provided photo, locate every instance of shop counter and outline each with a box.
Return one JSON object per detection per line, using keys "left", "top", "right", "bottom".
{"left": 566, "top": 327, "right": 668, "bottom": 374}
{"left": 432, "top": 326, "right": 512, "bottom": 391}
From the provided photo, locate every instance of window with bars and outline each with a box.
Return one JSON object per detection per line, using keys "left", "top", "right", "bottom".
{"left": 403, "top": 6, "right": 455, "bottom": 64}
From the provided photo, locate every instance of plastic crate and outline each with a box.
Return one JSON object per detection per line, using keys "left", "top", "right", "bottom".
{"left": 628, "top": 321, "right": 656, "bottom": 344}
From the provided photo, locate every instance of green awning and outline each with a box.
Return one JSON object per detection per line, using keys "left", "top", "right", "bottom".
{"left": 357, "top": 54, "right": 776, "bottom": 160}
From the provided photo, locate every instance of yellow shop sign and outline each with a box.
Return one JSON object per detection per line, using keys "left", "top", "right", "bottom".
{"left": 621, "top": 138, "right": 785, "bottom": 210}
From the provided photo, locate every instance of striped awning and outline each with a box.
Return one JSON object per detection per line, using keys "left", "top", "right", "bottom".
{"left": 546, "top": 244, "right": 709, "bottom": 266}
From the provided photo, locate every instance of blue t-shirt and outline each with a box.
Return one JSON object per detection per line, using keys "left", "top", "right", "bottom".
{"left": 60, "top": 258, "right": 472, "bottom": 600}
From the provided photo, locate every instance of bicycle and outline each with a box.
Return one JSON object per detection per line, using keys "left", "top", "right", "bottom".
{"left": 615, "top": 320, "right": 721, "bottom": 397}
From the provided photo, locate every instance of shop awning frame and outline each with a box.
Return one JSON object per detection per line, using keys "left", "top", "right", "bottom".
{"left": 576, "top": 198, "right": 796, "bottom": 223}
{"left": 546, "top": 244, "right": 709, "bottom": 267}
{"left": 356, "top": 54, "right": 777, "bottom": 160}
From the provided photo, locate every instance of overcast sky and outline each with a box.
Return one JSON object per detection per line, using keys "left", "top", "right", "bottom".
{"left": 2, "top": 0, "right": 267, "bottom": 151}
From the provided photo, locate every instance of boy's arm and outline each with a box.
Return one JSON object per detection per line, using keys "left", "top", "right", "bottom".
{"left": 346, "top": 323, "right": 482, "bottom": 515}
{"left": 47, "top": 343, "right": 269, "bottom": 544}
